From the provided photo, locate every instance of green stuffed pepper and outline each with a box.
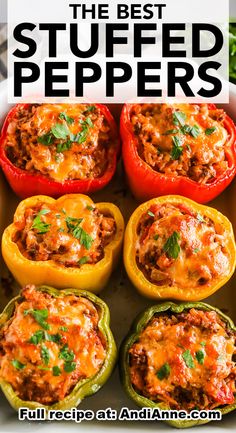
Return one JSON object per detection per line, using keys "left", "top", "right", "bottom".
{"left": 120, "top": 302, "right": 236, "bottom": 428}
{"left": 0, "top": 285, "right": 117, "bottom": 411}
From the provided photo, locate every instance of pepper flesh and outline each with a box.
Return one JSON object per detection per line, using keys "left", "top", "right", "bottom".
{"left": 120, "top": 301, "right": 236, "bottom": 428}
{"left": 0, "top": 285, "right": 117, "bottom": 411}
{"left": 121, "top": 103, "right": 236, "bottom": 203}
{"left": 123, "top": 195, "right": 236, "bottom": 301}
{"left": 2, "top": 194, "right": 124, "bottom": 292}
{"left": 0, "top": 103, "right": 120, "bottom": 198}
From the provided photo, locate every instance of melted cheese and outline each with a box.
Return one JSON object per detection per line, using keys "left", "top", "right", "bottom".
{"left": 129, "top": 309, "right": 236, "bottom": 411}
{"left": 137, "top": 203, "right": 231, "bottom": 289}
{"left": 0, "top": 286, "right": 106, "bottom": 405}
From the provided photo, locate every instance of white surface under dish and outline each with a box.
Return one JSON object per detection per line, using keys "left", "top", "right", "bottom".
{"left": 0, "top": 80, "right": 235, "bottom": 432}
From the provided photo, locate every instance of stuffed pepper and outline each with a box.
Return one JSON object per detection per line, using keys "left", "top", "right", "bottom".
{"left": 0, "top": 103, "right": 119, "bottom": 198}
{"left": 121, "top": 103, "right": 236, "bottom": 203}
{"left": 120, "top": 301, "right": 236, "bottom": 428}
{"left": 124, "top": 195, "right": 236, "bottom": 301}
{"left": 0, "top": 285, "right": 117, "bottom": 410}
{"left": 2, "top": 194, "right": 124, "bottom": 292}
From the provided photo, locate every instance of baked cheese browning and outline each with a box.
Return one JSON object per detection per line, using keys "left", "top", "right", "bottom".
{"left": 13, "top": 202, "right": 116, "bottom": 267}
{"left": 6, "top": 104, "right": 114, "bottom": 182}
{"left": 131, "top": 103, "right": 229, "bottom": 183}
{"left": 0, "top": 286, "right": 106, "bottom": 405}
{"left": 136, "top": 203, "right": 231, "bottom": 289}
{"left": 129, "top": 308, "right": 236, "bottom": 411}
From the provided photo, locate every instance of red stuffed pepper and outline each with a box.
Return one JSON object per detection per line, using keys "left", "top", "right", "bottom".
{"left": 0, "top": 103, "right": 119, "bottom": 198}
{"left": 121, "top": 103, "right": 236, "bottom": 203}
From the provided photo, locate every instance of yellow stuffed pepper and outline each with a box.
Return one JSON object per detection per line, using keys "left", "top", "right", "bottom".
{"left": 124, "top": 195, "right": 236, "bottom": 301}
{"left": 2, "top": 194, "right": 124, "bottom": 292}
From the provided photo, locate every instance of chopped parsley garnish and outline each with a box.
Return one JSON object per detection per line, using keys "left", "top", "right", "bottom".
{"left": 53, "top": 366, "right": 62, "bottom": 376}
{"left": 37, "top": 366, "right": 50, "bottom": 371}
{"left": 182, "top": 350, "right": 195, "bottom": 369}
{"left": 163, "top": 129, "right": 179, "bottom": 135}
{"left": 41, "top": 345, "right": 50, "bottom": 365}
{"left": 205, "top": 127, "right": 217, "bottom": 136}
{"left": 200, "top": 341, "right": 206, "bottom": 347}
{"left": 196, "top": 350, "right": 205, "bottom": 365}
{"left": 84, "top": 105, "right": 96, "bottom": 113}
{"left": 29, "top": 330, "right": 45, "bottom": 345}
{"left": 66, "top": 216, "right": 93, "bottom": 250}
{"left": 59, "top": 112, "right": 74, "bottom": 125}
{"left": 157, "top": 363, "right": 171, "bottom": 380}
{"left": 171, "top": 135, "right": 183, "bottom": 160}
{"left": 64, "top": 361, "right": 76, "bottom": 373}
{"left": 193, "top": 248, "right": 199, "bottom": 254}
{"left": 153, "top": 234, "right": 159, "bottom": 241}
{"left": 24, "top": 308, "right": 50, "bottom": 330}
{"left": 37, "top": 132, "right": 54, "bottom": 145}
{"left": 173, "top": 111, "right": 186, "bottom": 127}
{"left": 31, "top": 209, "right": 51, "bottom": 235}
{"left": 11, "top": 360, "right": 25, "bottom": 370}
{"left": 147, "top": 211, "right": 155, "bottom": 217}
{"left": 56, "top": 141, "right": 72, "bottom": 153}
{"left": 163, "top": 231, "right": 181, "bottom": 259}
{"left": 59, "top": 345, "right": 75, "bottom": 362}
{"left": 189, "top": 124, "right": 200, "bottom": 138}
{"left": 59, "top": 326, "right": 68, "bottom": 332}
{"left": 29, "top": 330, "right": 61, "bottom": 345}
{"left": 78, "top": 256, "right": 89, "bottom": 265}
{"left": 51, "top": 123, "right": 70, "bottom": 140}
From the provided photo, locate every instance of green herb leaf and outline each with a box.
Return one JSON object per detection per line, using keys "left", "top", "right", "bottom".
{"left": 41, "top": 345, "right": 50, "bottom": 365}
{"left": 190, "top": 124, "right": 201, "bottom": 138}
{"left": 51, "top": 123, "right": 70, "bottom": 140}
{"left": 37, "top": 366, "right": 50, "bottom": 371}
{"left": 64, "top": 361, "right": 76, "bottom": 373}
{"left": 157, "top": 363, "right": 171, "bottom": 380}
{"left": 147, "top": 211, "right": 155, "bottom": 217}
{"left": 59, "top": 326, "right": 68, "bottom": 332}
{"left": 37, "top": 133, "right": 54, "bottom": 145}
{"left": 66, "top": 216, "right": 93, "bottom": 250}
{"left": 24, "top": 308, "right": 50, "bottom": 330}
{"left": 86, "top": 205, "right": 94, "bottom": 211}
{"left": 182, "top": 350, "right": 195, "bottom": 369}
{"left": 196, "top": 350, "right": 205, "bottom": 365}
{"left": 84, "top": 105, "right": 96, "bottom": 113}
{"left": 193, "top": 248, "right": 199, "bottom": 254}
{"left": 171, "top": 136, "right": 183, "bottom": 160}
{"left": 162, "top": 129, "right": 179, "bottom": 135}
{"left": 78, "top": 256, "right": 89, "bottom": 265}
{"left": 180, "top": 124, "right": 192, "bottom": 135}
{"left": 56, "top": 141, "right": 72, "bottom": 153}
{"left": 85, "top": 117, "right": 94, "bottom": 128}
{"left": 73, "top": 127, "right": 88, "bottom": 144}
{"left": 153, "top": 234, "right": 159, "bottom": 241}
{"left": 173, "top": 111, "right": 186, "bottom": 127}
{"left": 29, "top": 330, "right": 45, "bottom": 345}
{"left": 12, "top": 359, "right": 25, "bottom": 370}
{"left": 31, "top": 209, "right": 51, "bottom": 235}
{"left": 53, "top": 366, "right": 62, "bottom": 376}
{"left": 47, "top": 333, "right": 62, "bottom": 344}
{"left": 59, "top": 345, "right": 75, "bottom": 362}
{"left": 205, "top": 127, "right": 217, "bottom": 136}
{"left": 59, "top": 112, "right": 74, "bottom": 125}
{"left": 163, "top": 231, "right": 181, "bottom": 259}
{"left": 200, "top": 341, "right": 206, "bottom": 347}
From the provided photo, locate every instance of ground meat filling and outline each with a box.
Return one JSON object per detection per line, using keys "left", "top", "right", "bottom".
{"left": 129, "top": 308, "right": 236, "bottom": 411}
{"left": 6, "top": 103, "right": 114, "bottom": 182}
{"left": 0, "top": 286, "right": 106, "bottom": 405}
{"left": 136, "top": 203, "right": 231, "bottom": 289}
{"left": 131, "top": 103, "right": 229, "bottom": 183}
{"left": 12, "top": 202, "right": 116, "bottom": 267}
